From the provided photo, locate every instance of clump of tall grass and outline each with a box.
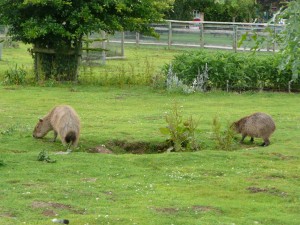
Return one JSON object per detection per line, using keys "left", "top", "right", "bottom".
{"left": 212, "top": 116, "right": 238, "bottom": 151}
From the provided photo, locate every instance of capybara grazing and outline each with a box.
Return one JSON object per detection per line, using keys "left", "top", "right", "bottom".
{"left": 33, "top": 105, "right": 80, "bottom": 148}
{"left": 232, "top": 112, "right": 275, "bottom": 146}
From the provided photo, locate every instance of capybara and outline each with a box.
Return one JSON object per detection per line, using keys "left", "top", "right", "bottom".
{"left": 232, "top": 112, "right": 275, "bottom": 146}
{"left": 33, "top": 105, "right": 80, "bottom": 148}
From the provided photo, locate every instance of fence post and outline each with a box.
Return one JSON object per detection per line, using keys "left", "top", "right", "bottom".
{"left": 233, "top": 25, "right": 237, "bottom": 53}
{"left": 200, "top": 23, "right": 204, "bottom": 48}
{"left": 101, "top": 31, "right": 106, "bottom": 65}
{"left": 121, "top": 32, "right": 125, "bottom": 57}
{"left": 168, "top": 21, "right": 172, "bottom": 49}
{"left": 272, "top": 25, "right": 276, "bottom": 53}
{"left": 0, "top": 43, "right": 2, "bottom": 60}
{"left": 136, "top": 32, "right": 140, "bottom": 47}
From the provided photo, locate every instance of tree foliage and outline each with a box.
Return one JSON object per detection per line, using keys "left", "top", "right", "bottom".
{"left": 276, "top": 0, "right": 300, "bottom": 80}
{"left": 0, "top": 0, "right": 173, "bottom": 81}
{"left": 167, "top": 0, "right": 258, "bottom": 22}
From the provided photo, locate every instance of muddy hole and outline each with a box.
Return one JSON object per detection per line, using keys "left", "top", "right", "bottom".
{"left": 88, "top": 139, "right": 172, "bottom": 154}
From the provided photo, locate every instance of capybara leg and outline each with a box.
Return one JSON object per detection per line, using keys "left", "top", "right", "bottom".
{"left": 250, "top": 137, "right": 254, "bottom": 142}
{"left": 53, "top": 131, "right": 58, "bottom": 142}
{"left": 261, "top": 139, "right": 270, "bottom": 147}
{"left": 240, "top": 135, "right": 246, "bottom": 143}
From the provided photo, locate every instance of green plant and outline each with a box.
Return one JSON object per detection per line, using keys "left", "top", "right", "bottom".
{"left": 163, "top": 50, "right": 300, "bottom": 92}
{"left": 3, "top": 64, "right": 27, "bottom": 85}
{"left": 0, "top": 159, "right": 5, "bottom": 167}
{"left": 37, "top": 150, "right": 56, "bottom": 163}
{"left": 1, "top": 0, "right": 172, "bottom": 81}
{"left": 160, "top": 102, "right": 200, "bottom": 152}
{"left": 212, "top": 116, "right": 238, "bottom": 151}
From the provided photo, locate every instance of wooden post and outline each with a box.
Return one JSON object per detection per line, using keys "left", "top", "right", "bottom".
{"left": 168, "top": 21, "right": 172, "bottom": 49}
{"left": 136, "top": 32, "right": 140, "bottom": 47}
{"left": 233, "top": 25, "right": 237, "bottom": 53}
{"left": 101, "top": 31, "right": 106, "bottom": 65}
{"left": 121, "top": 32, "right": 125, "bottom": 57}
{"left": 200, "top": 23, "right": 204, "bottom": 48}
{"left": 0, "top": 43, "right": 2, "bottom": 60}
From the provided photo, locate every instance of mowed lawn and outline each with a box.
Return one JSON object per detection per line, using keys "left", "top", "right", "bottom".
{"left": 0, "top": 43, "right": 299, "bottom": 224}
{"left": 0, "top": 85, "right": 299, "bottom": 225}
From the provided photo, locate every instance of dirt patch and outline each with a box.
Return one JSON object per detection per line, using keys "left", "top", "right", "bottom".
{"left": 192, "top": 205, "right": 221, "bottom": 213}
{"left": 87, "top": 145, "right": 114, "bottom": 154}
{"left": 0, "top": 212, "right": 16, "bottom": 218}
{"left": 269, "top": 152, "right": 298, "bottom": 160}
{"left": 104, "top": 139, "right": 171, "bottom": 154}
{"left": 42, "top": 210, "right": 57, "bottom": 217}
{"left": 247, "top": 186, "right": 269, "bottom": 193}
{"left": 246, "top": 186, "right": 288, "bottom": 197}
{"left": 153, "top": 205, "right": 221, "bottom": 214}
{"left": 31, "top": 201, "right": 84, "bottom": 214}
{"left": 154, "top": 207, "right": 179, "bottom": 214}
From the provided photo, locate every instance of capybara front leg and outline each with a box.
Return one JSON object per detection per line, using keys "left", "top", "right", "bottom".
{"left": 240, "top": 135, "right": 247, "bottom": 143}
{"left": 53, "top": 131, "right": 58, "bottom": 142}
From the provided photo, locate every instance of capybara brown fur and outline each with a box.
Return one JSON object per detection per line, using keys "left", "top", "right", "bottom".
{"left": 232, "top": 112, "right": 275, "bottom": 146}
{"left": 33, "top": 105, "right": 80, "bottom": 148}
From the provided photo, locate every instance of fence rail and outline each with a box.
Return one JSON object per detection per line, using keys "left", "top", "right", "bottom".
{"left": 108, "top": 20, "right": 283, "bottom": 52}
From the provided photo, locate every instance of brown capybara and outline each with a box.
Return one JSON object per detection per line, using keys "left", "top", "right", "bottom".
{"left": 232, "top": 112, "right": 275, "bottom": 146}
{"left": 33, "top": 105, "right": 80, "bottom": 148}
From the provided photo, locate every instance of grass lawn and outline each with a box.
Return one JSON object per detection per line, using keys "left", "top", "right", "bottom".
{"left": 0, "top": 44, "right": 299, "bottom": 225}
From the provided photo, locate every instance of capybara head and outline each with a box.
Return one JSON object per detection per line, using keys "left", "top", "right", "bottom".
{"left": 231, "top": 120, "right": 243, "bottom": 133}
{"left": 33, "top": 118, "right": 51, "bottom": 138}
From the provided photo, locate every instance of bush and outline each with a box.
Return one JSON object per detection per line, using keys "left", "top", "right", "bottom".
{"left": 162, "top": 50, "right": 300, "bottom": 92}
{"left": 3, "top": 64, "right": 27, "bottom": 85}
{"left": 160, "top": 102, "right": 200, "bottom": 152}
{"left": 212, "top": 117, "right": 238, "bottom": 151}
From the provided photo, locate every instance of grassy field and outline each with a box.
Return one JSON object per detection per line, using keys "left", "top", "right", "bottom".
{"left": 0, "top": 45, "right": 299, "bottom": 225}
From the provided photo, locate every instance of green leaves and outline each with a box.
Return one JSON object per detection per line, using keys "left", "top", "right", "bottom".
{"left": 164, "top": 50, "right": 296, "bottom": 91}
{"left": 160, "top": 102, "right": 200, "bottom": 152}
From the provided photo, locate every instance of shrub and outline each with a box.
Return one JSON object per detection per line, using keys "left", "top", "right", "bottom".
{"left": 212, "top": 117, "right": 238, "bottom": 151}
{"left": 162, "top": 50, "right": 300, "bottom": 92}
{"left": 3, "top": 64, "right": 27, "bottom": 85}
{"left": 160, "top": 102, "right": 200, "bottom": 152}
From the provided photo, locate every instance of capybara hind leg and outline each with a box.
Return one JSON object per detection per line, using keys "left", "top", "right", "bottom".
{"left": 261, "top": 139, "right": 270, "bottom": 147}
{"left": 250, "top": 137, "right": 254, "bottom": 142}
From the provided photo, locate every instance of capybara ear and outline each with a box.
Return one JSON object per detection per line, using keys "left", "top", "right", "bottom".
{"left": 39, "top": 118, "right": 43, "bottom": 122}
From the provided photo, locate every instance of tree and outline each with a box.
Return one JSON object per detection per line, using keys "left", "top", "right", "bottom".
{"left": 239, "top": 0, "right": 299, "bottom": 81}
{"left": 0, "top": 0, "right": 173, "bottom": 81}
{"left": 225, "top": 0, "right": 257, "bottom": 22}
{"left": 276, "top": 0, "right": 300, "bottom": 80}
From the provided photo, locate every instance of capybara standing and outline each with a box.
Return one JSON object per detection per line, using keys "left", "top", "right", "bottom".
{"left": 232, "top": 112, "right": 275, "bottom": 146}
{"left": 33, "top": 105, "right": 80, "bottom": 148}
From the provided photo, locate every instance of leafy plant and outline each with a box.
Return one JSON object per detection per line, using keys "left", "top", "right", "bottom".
{"left": 163, "top": 50, "right": 299, "bottom": 92}
{"left": 238, "top": 1, "right": 300, "bottom": 81}
{"left": 3, "top": 64, "right": 27, "bottom": 85}
{"left": 0, "top": 159, "right": 5, "bottom": 167}
{"left": 37, "top": 150, "right": 56, "bottom": 163}
{"left": 160, "top": 102, "right": 200, "bottom": 152}
{"left": 212, "top": 116, "right": 238, "bottom": 151}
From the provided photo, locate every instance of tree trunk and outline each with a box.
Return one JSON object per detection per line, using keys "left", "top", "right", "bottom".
{"left": 33, "top": 43, "right": 82, "bottom": 82}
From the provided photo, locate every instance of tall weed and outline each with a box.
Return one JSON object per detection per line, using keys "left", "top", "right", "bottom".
{"left": 212, "top": 117, "right": 238, "bottom": 151}
{"left": 160, "top": 102, "right": 200, "bottom": 152}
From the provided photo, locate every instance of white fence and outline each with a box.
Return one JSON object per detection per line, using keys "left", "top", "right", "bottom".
{"left": 108, "top": 20, "right": 283, "bottom": 52}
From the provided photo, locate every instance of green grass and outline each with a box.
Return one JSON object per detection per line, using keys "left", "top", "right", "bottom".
{"left": 0, "top": 86, "right": 299, "bottom": 225}
{"left": 0, "top": 44, "right": 299, "bottom": 225}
